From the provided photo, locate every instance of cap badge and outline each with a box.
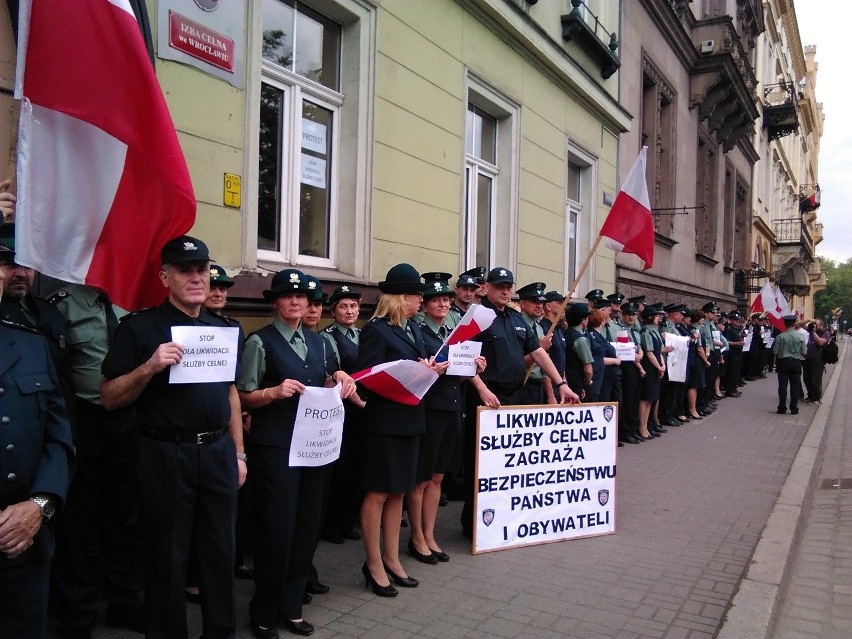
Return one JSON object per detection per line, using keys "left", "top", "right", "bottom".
{"left": 341, "top": 286, "right": 349, "bottom": 292}
{"left": 183, "top": 242, "right": 197, "bottom": 251}
{"left": 309, "top": 281, "right": 317, "bottom": 289}
{"left": 289, "top": 273, "right": 300, "bottom": 283}
{"left": 499, "top": 269, "right": 507, "bottom": 276}
{"left": 210, "top": 268, "right": 219, "bottom": 277}
{"left": 433, "top": 282, "right": 442, "bottom": 290}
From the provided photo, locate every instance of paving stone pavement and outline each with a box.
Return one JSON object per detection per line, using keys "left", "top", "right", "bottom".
{"left": 774, "top": 342, "right": 852, "bottom": 639}
{"left": 57, "top": 360, "right": 836, "bottom": 639}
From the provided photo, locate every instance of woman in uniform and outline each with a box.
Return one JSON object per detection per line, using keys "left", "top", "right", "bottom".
{"left": 639, "top": 306, "right": 666, "bottom": 440}
{"left": 408, "top": 273, "right": 485, "bottom": 565}
{"left": 237, "top": 269, "right": 356, "bottom": 638}
{"left": 357, "top": 264, "right": 444, "bottom": 597}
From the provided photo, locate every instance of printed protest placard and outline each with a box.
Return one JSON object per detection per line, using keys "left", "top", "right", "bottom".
{"left": 169, "top": 326, "right": 239, "bottom": 384}
{"left": 473, "top": 403, "right": 617, "bottom": 553}
{"left": 289, "top": 384, "right": 345, "bottom": 467}
{"left": 447, "top": 341, "right": 481, "bottom": 377}
{"left": 613, "top": 341, "right": 636, "bottom": 362}
{"left": 664, "top": 333, "right": 690, "bottom": 383}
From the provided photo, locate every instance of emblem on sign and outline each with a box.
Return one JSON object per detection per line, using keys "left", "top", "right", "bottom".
{"left": 603, "top": 406, "right": 614, "bottom": 422}
{"left": 482, "top": 509, "right": 495, "bottom": 527}
{"left": 598, "top": 489, "right": 609, "bottom": 506}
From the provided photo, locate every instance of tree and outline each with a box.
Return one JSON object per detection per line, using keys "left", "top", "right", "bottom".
{"left": 814, "top": 256, "right": 852, "bottom": 323}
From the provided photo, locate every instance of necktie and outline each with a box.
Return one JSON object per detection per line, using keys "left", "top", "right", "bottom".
{"left": 347, "top": 328, "right": 355, "bottom": 339}
{"left": 291, "top": 332, "right": 307, "bottom": 360}
{"left": 98, "top": 293, "right": 119, "bottom": 343}
{"left": 438, "top": 326, "right": 447, "bottom": 339}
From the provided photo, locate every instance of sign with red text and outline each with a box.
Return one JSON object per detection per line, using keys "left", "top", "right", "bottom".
{"left": 169, "top": 12, "right": 234, "bottom": 72}
{"left": 473, "top": 403, "right": 617, "bottom": 553}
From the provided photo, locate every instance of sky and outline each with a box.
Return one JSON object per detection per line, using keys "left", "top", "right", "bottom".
{"left": 795, "top": 2, "right": 850, "bottom": 264}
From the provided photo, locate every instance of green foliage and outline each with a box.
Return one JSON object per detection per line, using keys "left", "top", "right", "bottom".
{"left": 814, "top": 256, "right": 852, "bottom": 323}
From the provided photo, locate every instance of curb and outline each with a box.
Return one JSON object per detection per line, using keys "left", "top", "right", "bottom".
{"left": 717, "top": 342, "right": 846, "bottom": 638}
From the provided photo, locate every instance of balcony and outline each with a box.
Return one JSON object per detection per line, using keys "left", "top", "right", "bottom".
{"left": 774, "top": 217, "right": 814, "bottom": 258}
{"left": 799, "top": 183, "right": 821, "bottom": 213}
{"left": 763, "top": 82, "right": 798, "bottom": 140}
{"left": 561, "top": 0, "right": 620, "bottom": 79}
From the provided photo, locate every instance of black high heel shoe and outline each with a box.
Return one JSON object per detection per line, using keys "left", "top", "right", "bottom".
{"left": 408, "top": 538, "right": 438, "bottom": 565}
{"left": 382, "top": 562, "right": 419, "bottom": 588}
{"left": 361, "top": 563, "right": 398, "bottom": 597}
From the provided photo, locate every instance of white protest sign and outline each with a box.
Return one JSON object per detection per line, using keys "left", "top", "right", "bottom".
{"left": 447, "top": 341, "right": 481, "bottom": 377}
{"left": 473, "top": 403, "right": 617, "bottom": 554}
{"left": 664, "top": 333, "right": 690, "bottom": 383}
{"left": 743, "top": 331, "right": 753, "bottom": 352}
{"left": 612, "top": 341, "right": 636, "bottom": 362}
{"left": 169, "top": 326, "right": 239, "bottom": 384}
{"left": 289, "top": 384, "right": 345, "bottom": 467}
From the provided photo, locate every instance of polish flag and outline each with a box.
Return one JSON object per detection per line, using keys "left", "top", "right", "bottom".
{"left": 442, "top": 304, "right": 496, "bottom": 349}
{"left": 351, "top": 360, "right": 439, "bottom": 406}
{"left": 599, "top": 147, "right": 655, "bottom": 270}
{"left": 750, "top": 282, "right": 786, "bottom": 332}
{"left": 14, "top": 0, "right": 195, "bottom": 311}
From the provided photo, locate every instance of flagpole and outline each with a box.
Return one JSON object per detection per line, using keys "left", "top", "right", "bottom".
{"left": 523, "top": 235, "right": 603, "bottom": 384}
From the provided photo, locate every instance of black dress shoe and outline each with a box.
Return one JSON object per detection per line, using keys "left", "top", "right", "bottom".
{"left": 408, "top": 538, "right": 438, "bottom": 564}
{"left": 283, "top": 619, "right": 315, "bottom": 636}
{"left": 628, "top": 434, "right": 643, "bottom": 443}
{"left": 618, "top": 441, "right": 624, "bottom": 447}
{"left": 776, "top": 408, "right": 786, "bottom": 414}
{"left": 303, "top": 592, "right": 312, "bottom": 605}
{"left": 250, "top": 622, "right": 280, "bottom": 639}
{"left": 791, "top": 408, "right": 799, "bottom": 414}
{"left": 383, "top": 562, "right": 419, "bottom": 587}
{"left": 320, "top": 530, "right": 345, "bottom": 544}
{"left": 305, "top": 580, "right": 329, "bottom": 595}
{"left": 439, "top": 493, "right": 449, "bottom": 507}
{"left": 660, "top": 419, "right": 677, "bottom": 427}
{"left": 343, "top": 529, "right": 362, "bottom": 541}
{"left": 361, "top": 563, "right": 398, "bottom": 597}
{"left": 429, "top": 548, "right": 450, "bottom": 562}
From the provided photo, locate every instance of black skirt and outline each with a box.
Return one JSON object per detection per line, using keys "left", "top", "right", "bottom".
{"left": 416, "top": 410, "right": 460, "bottom": 482}
{"left": 640, "top": 359, "right": 661, "bottom": 401}
{"left": 359, "top": 430, "right": 420, "bottom": 494}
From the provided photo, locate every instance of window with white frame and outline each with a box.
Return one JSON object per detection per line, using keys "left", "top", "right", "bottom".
{"left": 463, "top": 77, "right": 519, "bottom": 271}
{"left": 564, "top": 143, "right": 596, "bottom": 291}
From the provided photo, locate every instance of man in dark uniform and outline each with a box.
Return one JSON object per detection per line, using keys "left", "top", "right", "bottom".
{"left": 564, "top": 302, "right": 594, "bottom": 399}
{"left": 100, "top": 236, "right": 247, "bottom": 639}
{"left": 47, "top": 282, "right": 144, "bottom": 639}
{"left": 461, "top": 268, "right": 579, "bottom": 537}
{"left": 0, "top": 252, "right": 75, "bottom": 638}
{"left": 540, "top": 291, "right": 568, "bottom": 404}
{"left": 516, "top": 282, "right": 551, "bottom": 405}
{"left": 723, "top": 311, "right": 745, "bottom": 397}
{"left": 452, "top": 267, "right": 485, "bottom": 316}
{"left": 773, "top": 315, "right": 806, "bottom": 414}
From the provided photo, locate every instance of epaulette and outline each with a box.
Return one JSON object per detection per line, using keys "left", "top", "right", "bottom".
{"left": 47, "top": 289, "right": 70, "bottom": 305}
{"left": 0, "top": 318, "right": 41, "bottom": 335}
{"left": 119, "top": 306, "right": 157, "bottom": 322}
{"left": 323, "top": 325, "right": 336, "bottom": 333}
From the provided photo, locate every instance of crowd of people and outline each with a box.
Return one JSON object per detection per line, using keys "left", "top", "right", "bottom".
{"left": 0, "top": 182, "right": 839, "bottom": 639}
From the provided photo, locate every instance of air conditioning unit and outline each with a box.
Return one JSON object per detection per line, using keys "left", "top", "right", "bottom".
{"left": 701, "top": 39, "right": 715, "bottom": 55}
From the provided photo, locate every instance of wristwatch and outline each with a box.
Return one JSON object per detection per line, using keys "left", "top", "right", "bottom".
{"left": 236, "top": 452, "right": 248, "bottom": 462}
{"left": 29, "top": 495, "right": 56, "bottom": 521}
{"left": 555, "top": 380, "right": 568, "bottom": 388}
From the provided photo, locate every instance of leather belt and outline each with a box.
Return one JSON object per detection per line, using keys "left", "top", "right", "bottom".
{"left": 142, "top": 427, "right": 226, "bottom": 445}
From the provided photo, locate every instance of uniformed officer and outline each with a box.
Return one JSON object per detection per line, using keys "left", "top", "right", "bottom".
{"left": 0, "top": 256, "right": 75, "bottom": 638}
{"left": 540, "top": 291, "right": 568, "bottom": 404}
{"left": 320, "top": 284, "right": 365, "bottom": 545}
{"left": 452, "top": 267, "right": 485, "bottom": 316}
{"left": 606, "top": 292, "right": 625, "bottom": 326}
{"left": 461, "top": 268, "right": 578, "bottom": 537}
{"left": 0, "top": 225, "right": 71, "bottom": 401}
{"left": 47, "top": 283, "right": 144, "bottom": 638}
{"left": 723, "top": 310, "right": 745, "bottom": 396}
{"left": 628, "top": 294, "right": 646, "bottom": 331}
{"left": 619, "top": 302, "right": 645, "bottom": 444}
{"left": 660, "top": 303, "right": 691, "bottom": 422}
{"left": 516, "top": 282, "right": 550, "bottom": 405}
{"left": 100, "top": 235, "right": 247, "bottom": 639}
{"left": 698, "top": 302, "right": 721, "bottom": 412}
{"left": 585, "top": 295, "right": 615, "bottom": 404}
{"left": 773, "top": 315, "right": 807, "bottom": 414}
{"left": 564, "top": 302, "right": 594, "bottom": 399}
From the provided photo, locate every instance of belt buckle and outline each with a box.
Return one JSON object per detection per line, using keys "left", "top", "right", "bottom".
{"left": 197, "top": 432, "right": 205, "bottom": 445}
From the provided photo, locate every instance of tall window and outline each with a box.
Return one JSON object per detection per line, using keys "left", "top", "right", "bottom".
{"left": 258, "top": 0, "right": 342, "bottom": 266}
{"left": 695, "top": 129, "right": 718, "bottom": 258}
{"left": 464, "top": 105, "right": 497, "bottom": 268}
{"left": 565, "top": 161, "right": 582, "bottom": 284}
{"left": 565, "top": 143, "right": 597, "bottom": 292}
{"left": 640, "top": 55, "right": 676, "bottom": 236}
{"left": 463, "top": 76, "right": 519, "bottom": 272}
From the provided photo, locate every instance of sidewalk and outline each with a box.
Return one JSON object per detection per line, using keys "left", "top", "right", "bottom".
{"left": 76, "top": 360, "right": 835, "bottom": 639}
{"left": 773, "top": 343, "right": 851, "bottom": 638}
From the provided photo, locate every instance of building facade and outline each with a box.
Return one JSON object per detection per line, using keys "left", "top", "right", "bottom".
{"left": 750, "top": 0, "right": 824, "bottom": 318}
{"left": 616, "top": 0, "right": 765, "bottom": 310}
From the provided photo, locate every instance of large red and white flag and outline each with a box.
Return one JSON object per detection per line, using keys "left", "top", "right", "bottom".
{"left": 599, "top": 146, "right": 654, "bottom": 270}
{"left": 351, "top": 360, "right": 439, "bottom": 406}
{"left": 14, "top": 0, "right": 196, "bottom": 310}
{"left": 442, "top": 304, "right": 496, "bottom": 349}
{"left": 750, "top": 282, "right": 787, "bottom": 332}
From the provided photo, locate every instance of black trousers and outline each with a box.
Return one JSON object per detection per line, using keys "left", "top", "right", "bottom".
{"left": 138, "top": 435, "right": 238, "bottom": 639}
{"left": 620, "top": 364, "right": 640, "bottom": 439}
{"left": 249, "top": 445, "right": 325, "bottom": 625}
{"left": 725, "top": 349, "right": 742, "bottom": 394}
{"left": 50, "top": 400, "right": 143, "bottom": 630}
{"left": 321, "top": 406, "right": 363, "bottom": 537}
{"left": 518, "top": 379, "right": 544, "bottom": 405}
{"left": 776, "top": 358, "right": 803, "bottom": 411}
{"left": 803, "top": 357, "right": 825, "bottom": 401}
{"left": 0, "top": 531, "right": 52, "bottom": 638}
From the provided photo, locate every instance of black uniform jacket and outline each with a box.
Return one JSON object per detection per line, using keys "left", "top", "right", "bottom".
{"left": 0, "top": 321, "right": 75, "bottom": 561}
{"left": 419, "top": 321, "right": 461, "bottom": 413}
{"left": 357, "top": 317, "right": 428, "bottom": 437}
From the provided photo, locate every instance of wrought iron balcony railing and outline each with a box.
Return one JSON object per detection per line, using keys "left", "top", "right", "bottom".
{"left": 774, "top": 217, "right": 813, "bottom": 254}
{"left": 561, "top": 0, "right": 620, "bottom": 79}
{"left": 763, "top": 82, "right": 798, "bottom": 140}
